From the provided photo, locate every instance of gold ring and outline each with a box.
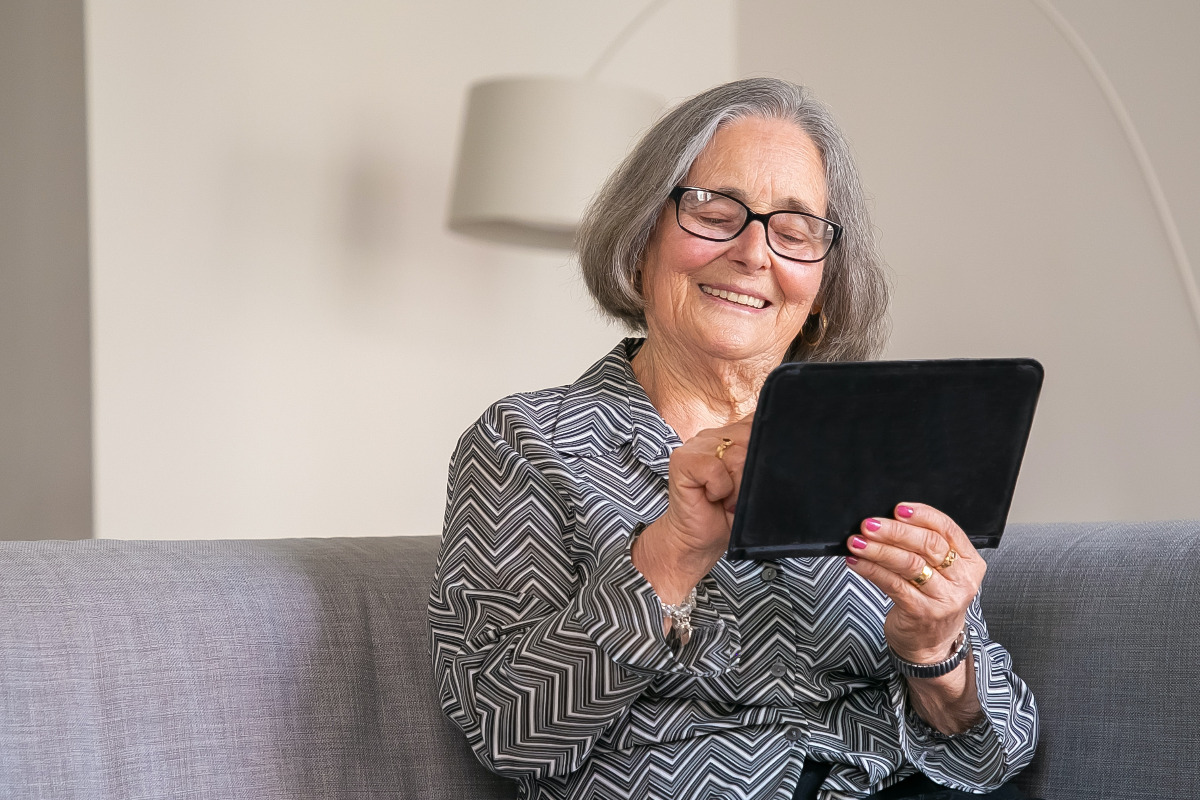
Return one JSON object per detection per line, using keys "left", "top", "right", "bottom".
{"left": 910, "top": 564, "right": 934, "bottom": 587}
{"left": 937, "top": 549, "right": 958, "bottom": 570}
{"left": 715, "top": 438, "right": 734, "bottom": 460}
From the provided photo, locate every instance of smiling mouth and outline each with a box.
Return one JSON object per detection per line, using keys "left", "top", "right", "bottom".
{"left": 699, "top": 284, "right": 768, "bottom": 309}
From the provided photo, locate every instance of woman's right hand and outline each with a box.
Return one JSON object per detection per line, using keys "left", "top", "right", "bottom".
{"left": 631, "top": 415, "right": 753, "bottom": 605}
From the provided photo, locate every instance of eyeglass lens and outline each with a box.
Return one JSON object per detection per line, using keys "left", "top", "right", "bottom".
{"left": 676, "top": 189, "right": 835, "bottom": 262}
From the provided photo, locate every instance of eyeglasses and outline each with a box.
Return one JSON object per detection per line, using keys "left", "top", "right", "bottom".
{"left": 669, "top": 186, "right": 842, "bottom": 263}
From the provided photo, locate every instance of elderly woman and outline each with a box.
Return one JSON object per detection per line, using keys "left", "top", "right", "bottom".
{"left": 429, "top": 78, "right": 1038, "bottom": 800}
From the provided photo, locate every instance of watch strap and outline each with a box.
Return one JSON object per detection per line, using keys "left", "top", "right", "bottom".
{"left": 889, "top": 625, "right": 971, "bottom": 679}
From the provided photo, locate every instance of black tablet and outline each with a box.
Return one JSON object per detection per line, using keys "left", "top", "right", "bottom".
{"left": 726, "top": 359, "right": 1043, "bottom": 560}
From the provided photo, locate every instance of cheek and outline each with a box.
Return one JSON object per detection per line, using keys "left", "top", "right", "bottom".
{"left": 643, "top": 238, "right": 720, "bottom": 301}
{"left": 779, "top": 265, "right": 824, "bottom": 310}
{"left": 662, "top": 234, "right": 720, "bottom": 278}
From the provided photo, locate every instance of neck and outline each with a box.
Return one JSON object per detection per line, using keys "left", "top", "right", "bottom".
{"left": 631, "top": 335, "right": 782, "bottom": 442}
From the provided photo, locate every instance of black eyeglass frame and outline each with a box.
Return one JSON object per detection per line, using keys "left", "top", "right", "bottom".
{"left": 669, "top": 186, "right": 843, "bottom": 263}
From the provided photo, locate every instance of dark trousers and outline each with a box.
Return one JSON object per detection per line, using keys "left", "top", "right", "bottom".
{"left": 792, "top": 761, "right": 1036, "bottom": 800}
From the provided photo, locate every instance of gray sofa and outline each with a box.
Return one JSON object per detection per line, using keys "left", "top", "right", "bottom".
{"left": 2, "top": 521, "right": 1197, "bottom": 799}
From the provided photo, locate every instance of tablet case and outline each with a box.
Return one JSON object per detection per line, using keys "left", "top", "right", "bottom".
{"left": 726, "top": 359, "right": 1043, "bottom": 560}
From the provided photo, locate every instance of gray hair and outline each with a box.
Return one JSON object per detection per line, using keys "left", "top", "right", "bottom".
{"left": 576, "top": 77, "right": 890, "bottom": 362}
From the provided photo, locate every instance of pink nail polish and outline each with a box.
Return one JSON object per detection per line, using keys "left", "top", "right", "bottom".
{"left": 864, "top": 518, "right": 882, "bottom": 532}
{"left": 845, "top": 556, "right": 858, "bottom": 566}
{"left": 897, "top": 505, "right": 914, "bottom": 518}
{"left": 850, "top": 535, "right": 868, "bottom": 550}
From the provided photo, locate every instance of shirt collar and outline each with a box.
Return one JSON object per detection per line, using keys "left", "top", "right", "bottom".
{"left": 551, "top": 338, "right": 681, "bottom": 477}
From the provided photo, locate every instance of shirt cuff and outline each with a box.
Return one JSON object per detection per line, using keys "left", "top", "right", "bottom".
{"left": 890, "top": 625, "right": 1009, "bottom": 791}
{"left": 573, "top": 531, "right": 740, "bottom": 677}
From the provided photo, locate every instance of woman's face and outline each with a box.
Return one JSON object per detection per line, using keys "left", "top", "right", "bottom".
{"left": 640, "top": 116, "right": 829, "bottom": 365}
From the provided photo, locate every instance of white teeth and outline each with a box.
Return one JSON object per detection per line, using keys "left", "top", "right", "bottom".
{"left": 701, "top": 284, "right": 765, "bottom": 309}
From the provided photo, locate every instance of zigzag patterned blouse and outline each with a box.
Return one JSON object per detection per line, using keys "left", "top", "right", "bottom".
{"left": 429, "top": 339, "right": 1038, "bottom": 800}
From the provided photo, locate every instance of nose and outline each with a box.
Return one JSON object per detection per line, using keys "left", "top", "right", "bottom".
{"left": 726, "top": 219, "right": 772, "bottom": 273}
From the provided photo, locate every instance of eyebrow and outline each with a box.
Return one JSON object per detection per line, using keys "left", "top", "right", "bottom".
{"left": 712, "top": 186, "right": 821, "bottom": 216}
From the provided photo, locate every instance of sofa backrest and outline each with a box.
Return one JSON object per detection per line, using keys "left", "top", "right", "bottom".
{"left": 983, "top": 520, "right": 1200, "bottom": 800}
{"left": 3, "top": 521, "right": 1199, "bottom": 799}
{"left": 0, "top": 537, "right": 514, "bottom": 800}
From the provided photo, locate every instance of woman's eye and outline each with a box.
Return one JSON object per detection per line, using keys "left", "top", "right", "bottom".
{"left": 697, "top": 214, "right": 735, "bottom": 226}
{"left": 775, "top": 231, "right": 808, "bottom": 245}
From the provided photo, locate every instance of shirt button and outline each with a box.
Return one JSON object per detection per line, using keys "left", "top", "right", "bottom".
{"left": 769, "top": 661, "right": 787, "bottom": 677}
{"left": 761, "top": 565, "right": 778, "bottom": 582}
{"left": 783, "top": 728, "right": 802, "bottom": 742}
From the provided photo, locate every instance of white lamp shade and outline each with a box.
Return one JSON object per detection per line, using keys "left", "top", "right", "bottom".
{"left": 447, "top": 76, "right": 664, "bottom": 250}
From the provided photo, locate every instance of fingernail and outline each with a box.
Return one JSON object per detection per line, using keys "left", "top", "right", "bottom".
{"left": 864, "top": 518, "right": 882, "bottom": 532}
{"left": 850, "top": 535, "right": 868, "bottom": 550}
{"left": 897, "top": 505, "right": 914, "bottom": 518}
{"left": 845, "top": 556, "right": 858, "bottom": 566}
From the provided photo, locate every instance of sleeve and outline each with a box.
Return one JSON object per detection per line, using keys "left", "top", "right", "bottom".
{"left": 889, "top": 594, "right": 1040, "bottom": 792}
{"left": 427, "top": 409, "right": 739, "bottom": 781}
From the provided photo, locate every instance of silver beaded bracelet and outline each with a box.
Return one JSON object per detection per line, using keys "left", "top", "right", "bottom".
{"left": 659, "top": 588, "right": 698, "bottom": 640}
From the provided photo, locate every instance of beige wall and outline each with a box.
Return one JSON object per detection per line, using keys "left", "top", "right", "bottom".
{"left": 0, "top": 1, "right": 93, "bottom": 540}
{"left": 86, "top": 1, "right": 734, "bottom": 539}
{"left": 81, "top": 0, "right": 1200, "bottom": 539}
{"left": 738, "top": 0, "right": 1200, "bottom": 522}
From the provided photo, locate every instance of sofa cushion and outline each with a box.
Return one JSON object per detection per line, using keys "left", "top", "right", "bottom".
{"left": 0, "top": 536, "right": 515, "bottom": 800}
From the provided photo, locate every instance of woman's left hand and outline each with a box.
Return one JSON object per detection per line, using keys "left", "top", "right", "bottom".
{"left": 845, "top": 502, "right": 986, "bottom": 665}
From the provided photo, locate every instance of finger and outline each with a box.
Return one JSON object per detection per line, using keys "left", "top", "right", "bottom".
{"left": 711, "top": 437, "right": 747, "bottom": 468}
{"left": 684, "top": 425, "right": 752, "bottom": 511}
{"left": 714, "top": 443, "right": 746, "bottom": 512}
{"left": 691, "top": 431, "right": 749, "bottom": 502}
{"left": 847, "top": 532, "right": 950, "bottom": 597}
{"left": 874, "top": 508, "right": 987, "bottom": 594}
{"left": 895, "top": 502, "right": 979, "bottom": 562}
{"left": 722, "top": 464, "right": 744, "bottom": 514}
{"left": 859, "top": 516, "right": 949, "bottom": 567}
{"left": 698, "top": 417, "right": 753, "bottom": 450}
{"left": 672, "top": 447, "right": 736, "bottom": 504}
{"left": 705, "top": 469, "right": 735, "bottom": 504}
{"left": 844, "top": 552, "right": 928, "bottom": 607}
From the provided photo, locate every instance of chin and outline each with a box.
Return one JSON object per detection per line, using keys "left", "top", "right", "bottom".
{"left": 692, "top": 330, "right": 786, "bottom": 364}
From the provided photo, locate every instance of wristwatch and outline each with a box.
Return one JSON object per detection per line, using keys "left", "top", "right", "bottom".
{"left": 889, "top": 625, "right": 972, "bottom": 679}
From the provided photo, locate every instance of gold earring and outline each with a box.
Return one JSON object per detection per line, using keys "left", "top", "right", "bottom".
{"left": 801, "top": 310, "right": 827, "bottom": 348}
